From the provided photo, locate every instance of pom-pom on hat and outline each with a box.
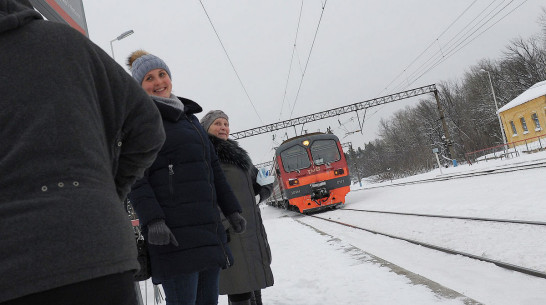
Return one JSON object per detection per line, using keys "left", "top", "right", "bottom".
{"left": 127, "top": 50, "right": 171, "bottom": 85}
{"left": 200, "top": 110, "right": 229, "bottom": 133}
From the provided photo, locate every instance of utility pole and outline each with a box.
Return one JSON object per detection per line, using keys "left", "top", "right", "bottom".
{"left": 480, "top": 69, "right": 507, "bottom": 148}
{"left": 433, "top": 90, "right": 457, "bottom": 162}
{"left": 349, "top": 144, "right": 362, "bottom": 187}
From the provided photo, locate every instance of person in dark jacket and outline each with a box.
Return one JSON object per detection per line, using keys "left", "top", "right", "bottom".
{"left": 200, "top": 110, "right": 274, "bottom": 305}
{"left": 126, "top": 50, "right": 247, "bottom": 305}
{"left": 0, "top": 1, "right": 166, "bottom": 304}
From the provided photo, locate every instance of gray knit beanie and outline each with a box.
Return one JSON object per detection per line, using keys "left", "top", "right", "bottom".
{"left": 131, "top": 54, "right": 172, "bottom": 85}
{"left": 200, "top": 110, "right": 229, "bottom": 132}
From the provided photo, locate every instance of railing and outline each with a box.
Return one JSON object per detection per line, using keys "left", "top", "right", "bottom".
{"left": 465, "top": 134, "right": 546, "bottom": 164}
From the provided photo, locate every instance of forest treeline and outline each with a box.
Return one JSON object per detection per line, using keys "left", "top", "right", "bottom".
{"left": 347, "top": 9, "right": 546, "bottom": 182}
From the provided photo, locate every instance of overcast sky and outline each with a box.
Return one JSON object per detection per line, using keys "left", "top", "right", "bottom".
{"left": 83, "top": 0, "right": 545, "bottom": 164}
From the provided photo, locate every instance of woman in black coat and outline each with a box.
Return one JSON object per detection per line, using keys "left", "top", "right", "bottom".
{"left": 126, "top": 51, "right": 247, "bottom": 305}
{"left": 201, "top": 110, "right": 274, "bottom": 305}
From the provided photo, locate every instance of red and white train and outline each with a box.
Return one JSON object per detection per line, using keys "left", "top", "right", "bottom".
{"left": 265, "top": 132, "right": 351, "bottom": 214}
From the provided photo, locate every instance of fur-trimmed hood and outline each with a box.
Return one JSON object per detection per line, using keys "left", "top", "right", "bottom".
{"left": 208, "top": 135, "right": 252, "bottom": 172}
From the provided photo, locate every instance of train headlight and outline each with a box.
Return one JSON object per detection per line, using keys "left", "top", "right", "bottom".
{"left": 334, "top": 169, "right": 344, "bottom": 175}
{"left": 288, "top": 178, "right": 300, "bottom": 186}
{"left": 302, "top": 140, "right": 309, "bottom": 146}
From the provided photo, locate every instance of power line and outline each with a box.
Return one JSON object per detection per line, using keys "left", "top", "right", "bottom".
{"left": 198, "top": 0, "right": 264, "bottom": 124}
{"left": 406, "top": 0, "right": 528, "bottom": 89}
{"left": 279, "top": 0, "right": 305, "bottom": 121}
{"left": 395, "top": 0, "right": 508, "bottom": 89}
{"left": 378, "top": 0, "right": 479, "bottom": 96}
{"left": 390, "top": 0, "right": 502, "bottom": 93}
{"left": 383, "top": 0, "right": 526, "bottom": 95}
{"left": 289, "top": 0, "right": 328, "bottom": 118}
{"left": 273, "top": 0, "right": 325, "bottom": 154}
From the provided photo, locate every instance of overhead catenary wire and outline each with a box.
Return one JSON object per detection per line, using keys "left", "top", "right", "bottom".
{"left": 198, "top": 0, "right": 264, "bottom": 124}
{"left": 288, "top": 0, "right": 328, "bottom": 119}
{"left": 388, "top": 0, "right": 505, "bottom": 93}
{"left": 377, "top": 0, "right": 479, "bottom": 97}
{"left": 279, "top": 0, "right": 305, "bottom": 122}
{"left": 384, "top": 0, "right": 527, "bottom": 95}
{"left": 387, "top": 0, "right": 502, "bottom": 93}
{"left": 269, "top": 0, "right": 306, "bottom": 154}
{"left": 391, "top": 0, "right": 514, "bottom": 92}
{"left": 270, "top": 0, "right": 328, "bottom": 155}
{"left": 403, "top": 0, "right": 528, "bottom": 90}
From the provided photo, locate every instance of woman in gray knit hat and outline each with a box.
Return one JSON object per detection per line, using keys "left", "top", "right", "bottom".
{"left": 201, "top": 110, "right": 275, "bottom": 305}
{"left": 126, "top": 50, "right": 247, "bottom": 305}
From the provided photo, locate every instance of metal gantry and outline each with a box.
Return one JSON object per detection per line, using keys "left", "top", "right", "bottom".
{"left": 254, "top": 160, "right": 274, "bottom": 169}
{"left": 231, "top": 84, "right": 437, "bottom": 140}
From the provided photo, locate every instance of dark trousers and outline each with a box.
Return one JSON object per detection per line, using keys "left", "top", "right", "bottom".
{"left": 161, "top": 267, "right": 220, "bottom": 305}
{"left": 1, "top": 271, "right": 137, "bottom": 305}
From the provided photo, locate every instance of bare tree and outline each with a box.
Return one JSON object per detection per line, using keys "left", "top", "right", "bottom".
{"left": 353, "top": 12, "right": 546, "bottom": 179}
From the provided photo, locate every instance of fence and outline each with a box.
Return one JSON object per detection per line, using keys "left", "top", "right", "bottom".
{"left": 465, "top": 134, "right": 546, "bottom": 164}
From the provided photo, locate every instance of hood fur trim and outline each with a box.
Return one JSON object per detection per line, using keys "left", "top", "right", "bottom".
{"left": 209, "top": 135, "right": 252, "bottom": 172}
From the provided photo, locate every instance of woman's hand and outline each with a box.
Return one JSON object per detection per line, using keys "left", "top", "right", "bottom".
{"left": 227, "top": 212, "right": 247, "bottom": 234}
{"left": 147, "top": 219, "right": 179, "bottom": 246}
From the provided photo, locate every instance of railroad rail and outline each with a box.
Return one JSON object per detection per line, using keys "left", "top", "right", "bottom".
{"left": 340, "top": 209, "right": 546, "bottom": 226}
{"left": 307, "top": 214, "right": 546, "bottom": 279}
{"left": 360, "top": 160, "right": 546, "bottom": 190}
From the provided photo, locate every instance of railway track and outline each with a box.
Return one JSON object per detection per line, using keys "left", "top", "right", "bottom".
{"left": 360, "top": 159, "right": 546, "bottom": 190}
{"left": 340, "top": 208, "right": 546, "bottom": 226}
{"left": 305, "top": 213, "right": 546, "bottom": 280}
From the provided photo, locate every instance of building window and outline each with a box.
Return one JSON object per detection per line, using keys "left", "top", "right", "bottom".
{"left": 510, "top": 121, "right": 517, "bottom": 136}
{"left": 531, "top": 113, "right": 541, "bottom": 131}
{"left": 520, "top": 117, "right": 529, "bottom": 134}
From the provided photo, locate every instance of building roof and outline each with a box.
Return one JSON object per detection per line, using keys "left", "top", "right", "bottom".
{"left": 498, "top": 80, "right": 546, "bottom": 113}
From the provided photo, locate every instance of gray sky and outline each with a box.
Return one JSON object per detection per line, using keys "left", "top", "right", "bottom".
{"left": 83, "top": 0, "right": 545, "bottom": 164}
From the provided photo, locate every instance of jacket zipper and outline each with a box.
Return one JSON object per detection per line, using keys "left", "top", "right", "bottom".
{"left": 168, "top": 164, "right": 174, "bottom": 200}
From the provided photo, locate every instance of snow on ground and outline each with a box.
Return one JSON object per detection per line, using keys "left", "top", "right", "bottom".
{"left": 138, "top": 150, "right": 546, "bottom": 305}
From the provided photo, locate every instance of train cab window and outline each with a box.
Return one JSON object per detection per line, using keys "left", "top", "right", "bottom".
{"left": 310, "top": 140, "right": 340, "bottom": 165}
{"left": 280, "top": 145, "right": 311, "bottom": 172}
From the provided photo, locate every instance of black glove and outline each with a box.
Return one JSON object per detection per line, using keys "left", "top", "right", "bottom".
{"left": 147, "top": 219, "right": 179, "bottom": 246}
{"left": 258, "top": 185, "right": 272, "bottom": 203}
{"left": 227, "top": 212, "right": 247, "bottom": 234}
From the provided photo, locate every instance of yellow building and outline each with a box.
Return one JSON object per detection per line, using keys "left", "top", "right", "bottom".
{"left": 498, "top": 80, "right": 546, "bottom": 144}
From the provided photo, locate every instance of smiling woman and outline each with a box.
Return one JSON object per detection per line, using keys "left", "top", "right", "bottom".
{"left": 141, "top": 68, "right": 172, "bottom": 98}
{"left": 201, "top": 110, "right": 230, "bottom": 140}
{"left": 127, "top": 50, "right": 173, "bottom": 97}
{"left": 199, "top": 110, "right": 275, "bottom": 305}
{"left": 125, "top": 50, "right": 247, "bottom": 305}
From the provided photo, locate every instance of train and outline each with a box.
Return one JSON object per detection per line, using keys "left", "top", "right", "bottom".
{"left": 265, "top": 132, "right": 351, "bottom": 214}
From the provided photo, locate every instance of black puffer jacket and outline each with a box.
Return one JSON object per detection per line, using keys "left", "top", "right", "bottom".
{"left": 209, "top": 135, "right": 274, "bottom": 295}
{"left": 129, "top": 97, "right": 242, "bottom": 283}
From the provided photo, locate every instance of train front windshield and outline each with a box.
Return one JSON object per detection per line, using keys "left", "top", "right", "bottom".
{"left": 310, "top": 139, "right": 340, "bottom": 165}
{"left": 280, "top": 139, "right": 341, "bottom": 172}
{"left": 280, "top": 145, "right": 310, "bottom": 172}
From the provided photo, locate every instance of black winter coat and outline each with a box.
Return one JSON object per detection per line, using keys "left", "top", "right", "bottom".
{"left": 128, "top": 97, "right": 242, "bottom": 283}
{"left": 209, "top": 135, "right": 274, "bottom": 295}
{"left": 0, "top": 1, "right": 165, "bottom": 302}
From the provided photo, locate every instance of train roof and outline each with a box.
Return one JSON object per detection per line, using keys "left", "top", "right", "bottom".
{"left": 276, "top": 132, "right": 340, "bottom": 155}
